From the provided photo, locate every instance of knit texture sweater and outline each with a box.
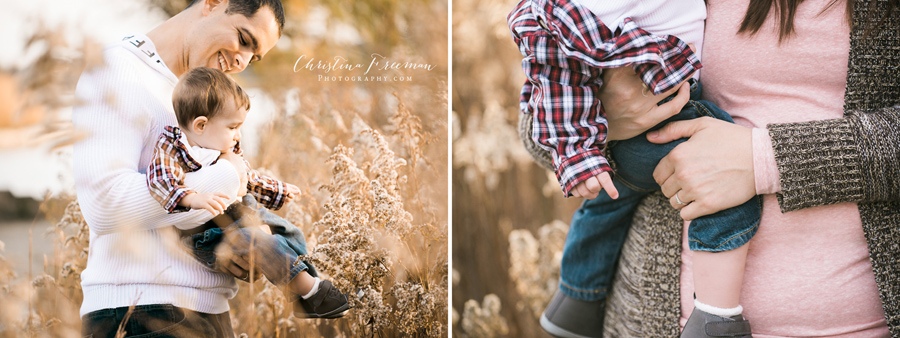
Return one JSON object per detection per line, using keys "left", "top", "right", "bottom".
{"left": 73, "top": 34, "right": 241, "bottom": 317}
{"left": 598, "top": 0, "right": 900, "bottom": 336}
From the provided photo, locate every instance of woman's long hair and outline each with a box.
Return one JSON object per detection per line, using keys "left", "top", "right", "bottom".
{"left": 736, "top": 0, "right": 898, "bottom": 42}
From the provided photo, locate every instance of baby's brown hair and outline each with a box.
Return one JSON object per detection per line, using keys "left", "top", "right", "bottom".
{"left": 172, "top": 67, "right": 251, "bottom": 128}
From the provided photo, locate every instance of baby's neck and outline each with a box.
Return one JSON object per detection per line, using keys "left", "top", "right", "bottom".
{"left": 180, "top": 128, "right": 202, "bottom": 148}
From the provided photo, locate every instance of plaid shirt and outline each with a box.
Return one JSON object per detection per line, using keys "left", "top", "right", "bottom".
{"left": 508, "top": 0, "right": 701, "bottom": 195}
{"left": 147, "top": 126, "right": 291, "bottom": 213}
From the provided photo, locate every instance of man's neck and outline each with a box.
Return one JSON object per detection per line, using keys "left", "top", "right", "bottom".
{"left": 146, "top": 11, "right": 192, "bottom": 77}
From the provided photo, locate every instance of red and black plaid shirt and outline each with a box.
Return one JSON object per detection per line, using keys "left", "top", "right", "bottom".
{"left": 147, "top": 126, "right": 291, "bottom": 213}
{"left": 508, "top": 0, "right": 701, "bottom": 195}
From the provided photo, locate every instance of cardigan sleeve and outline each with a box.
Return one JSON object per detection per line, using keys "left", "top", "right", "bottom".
{"left": 767, "top": 105, "right": 900, "bottom": 212}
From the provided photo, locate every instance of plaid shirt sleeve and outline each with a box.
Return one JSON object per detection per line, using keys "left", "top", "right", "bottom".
{"left": 229, "top": 141, "right": 290, "bottom": 210}
{"left": 146, "top": 126, "right": 203, "bottom": 213}
{"left": 508, "top": 0, "right": 701, "bottom": 196}
{"left": 245, "top": 164, "right": 290, "bottom": 211}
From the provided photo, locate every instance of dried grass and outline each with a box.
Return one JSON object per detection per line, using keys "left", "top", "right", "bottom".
{"left": 451, "top": 0, "right": 582, "bottom": 336}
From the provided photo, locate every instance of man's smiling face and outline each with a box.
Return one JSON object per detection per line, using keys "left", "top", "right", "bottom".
{"left": 186, "top": 0, "right": 280, "bottom": 74}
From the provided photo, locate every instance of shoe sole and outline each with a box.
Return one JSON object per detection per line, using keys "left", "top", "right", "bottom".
{"left": 295, "top": 303, "right": 351, "bottom": 319}
{"left": 540, "top": 313, "right": 599, "bottom": 338}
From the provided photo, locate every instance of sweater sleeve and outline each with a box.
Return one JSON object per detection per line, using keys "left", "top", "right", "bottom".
{"left": 767, "top": 105, "right": 900, "bottom": 212}
{"left": 72, "top": 52, "right": 241, "bottom": 234}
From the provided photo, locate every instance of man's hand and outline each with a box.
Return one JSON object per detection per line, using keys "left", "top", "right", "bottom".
{"left": 599, "top": 67, "right": 691, "bottom": 141}
{"left": 570, "top": 171, "right": 619, "bottom": 200}
{"left": 285, "top": 183, "right": 301, "bottom": 202}
{"left": 180, "top": 192, "right": 229, "bottom": 216}
{"left": 211, "top": 213, "right": 262, "bottom": 282}
{"left": 213, "top": 213, "right": 289, "bottom": 283}
{"left": 219, "top": 150, "right": 248, "bottom": 196}
{"left": 216, "top": 251, "right": 260, "bottom": 282}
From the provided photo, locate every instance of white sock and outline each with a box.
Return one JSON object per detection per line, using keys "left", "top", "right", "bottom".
{"left": 301, "top": 277, "right": 321, "bottom": 299}
{"left": 694, "top": 299, "right": 743, "bottom": 317}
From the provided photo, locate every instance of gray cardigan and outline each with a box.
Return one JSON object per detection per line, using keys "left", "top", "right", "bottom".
{"left": 520, "top": 0, "right": 900, "bottom": 336}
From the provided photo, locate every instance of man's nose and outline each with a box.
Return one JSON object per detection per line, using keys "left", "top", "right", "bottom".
{"left": 233, "top": 52, "right": 250, "bottom": 72}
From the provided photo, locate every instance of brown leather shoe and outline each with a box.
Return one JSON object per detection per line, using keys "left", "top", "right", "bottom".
{"left": 293, "top": 280, "right": 351, "bottom": 319}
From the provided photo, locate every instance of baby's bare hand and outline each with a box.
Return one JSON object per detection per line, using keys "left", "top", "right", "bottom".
{"left": 570, "top": 172, "right": 618, "bottom": 200}
{"left": 285, "top": 183, "right": 301, "bottom": 202}
{"left": 182, "top": 192, "right": 229, "bottom": 216}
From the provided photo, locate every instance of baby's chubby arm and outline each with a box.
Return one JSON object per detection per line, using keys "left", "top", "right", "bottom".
{"left": 179, "top": 192, "right": 230, "bottom": 216}
{"left": 244, "top": 163, "right": 299, "bottom": 211}
{"left": 218, "top": 147, "right": 299, "bottom": 210}
{"left": 218, "top": 150, "right": 249, "bottom": 197}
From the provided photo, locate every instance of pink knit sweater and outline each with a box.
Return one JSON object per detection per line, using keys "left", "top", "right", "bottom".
{"left": 678, "top": 0, "right": 889, "bottom": 336}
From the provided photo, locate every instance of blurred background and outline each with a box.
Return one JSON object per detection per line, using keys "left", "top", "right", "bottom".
{"left": 451, "top": 0, "right": 582, "bottom": 337}
{"left": 0, "top": 0, "right": 448, "bottom": 336}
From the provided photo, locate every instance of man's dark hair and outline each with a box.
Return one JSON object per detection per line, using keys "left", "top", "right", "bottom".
{"left": 188, "top": 0, "right": 285, "bottom": 35}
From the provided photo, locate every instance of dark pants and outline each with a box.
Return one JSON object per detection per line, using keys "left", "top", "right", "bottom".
{"left": 81, "top": 304, "right": 233, "bottom": 338}
{"left": 81, "top": 198, "right": 313, "bottom": 337}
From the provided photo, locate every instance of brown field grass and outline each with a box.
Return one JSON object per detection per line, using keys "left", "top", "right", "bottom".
{"left": 450, "top": 0, "right": 583, "bottom": 336}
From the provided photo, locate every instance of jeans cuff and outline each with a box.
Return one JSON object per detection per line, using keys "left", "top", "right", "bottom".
{"left": 278, "top": 258, "right": 309, "bottom": 286}
{"left": 559, "top": 280, "right": 608, "bottom": 301}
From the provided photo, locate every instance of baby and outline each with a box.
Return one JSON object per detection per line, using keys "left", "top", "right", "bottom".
{"left": 509, "top": 0, "right": 761, "bottom": 337}
{"left": 146, "top": 67, "right": 350, "bottom": 319}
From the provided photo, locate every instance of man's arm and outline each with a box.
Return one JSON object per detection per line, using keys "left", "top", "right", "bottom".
{"left": 72, "top": 54, "right": 241, "bottom": 235}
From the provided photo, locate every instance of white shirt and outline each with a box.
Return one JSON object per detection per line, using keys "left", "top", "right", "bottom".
{"left": 73, "top": 34, "right": 241, "bottom": 316}
{"left": 575, "top": 0, "right": 707, "bottom": 71}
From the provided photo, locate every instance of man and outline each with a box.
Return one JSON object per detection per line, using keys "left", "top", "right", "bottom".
{"left": 73, "top": 0, "right": 301, "bottom": 336}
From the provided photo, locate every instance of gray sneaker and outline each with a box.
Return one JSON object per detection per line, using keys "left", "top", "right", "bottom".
{"left": 539, "top": 290, "right": 605, "bottom": 338}
{"left": 681, "top": 307, "right": 752, "bottom": 338}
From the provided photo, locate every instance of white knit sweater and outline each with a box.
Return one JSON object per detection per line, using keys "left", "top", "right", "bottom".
{"left": 73, "top": 34, "right": 241, "bottom": 317}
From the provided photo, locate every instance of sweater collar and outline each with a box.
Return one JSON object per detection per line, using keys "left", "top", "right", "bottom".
{"left": 120, "top": 33, "right": 178, "bottom": 85}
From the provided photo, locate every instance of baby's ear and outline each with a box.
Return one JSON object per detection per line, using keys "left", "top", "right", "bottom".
{"left": 191, "top": 116, "right": 209, "bottom": 134}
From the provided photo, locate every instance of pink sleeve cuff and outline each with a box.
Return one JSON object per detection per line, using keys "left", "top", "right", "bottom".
{"left": 751, "top": 128, "right": 782, "bottom": 195}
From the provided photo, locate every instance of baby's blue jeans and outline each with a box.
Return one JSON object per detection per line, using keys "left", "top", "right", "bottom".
{"left": 184, "top": 195, "right": 317, "bottom": 286}
{"left": 560, "top": 81, "right": 762, "bottom": 301}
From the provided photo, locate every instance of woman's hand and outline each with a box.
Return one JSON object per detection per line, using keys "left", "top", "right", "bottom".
{"left": 649, "top": 117, "right": 756, "bottom": 220}
{"left": 600, "top": 66, "right": 691, "bottom": 140}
